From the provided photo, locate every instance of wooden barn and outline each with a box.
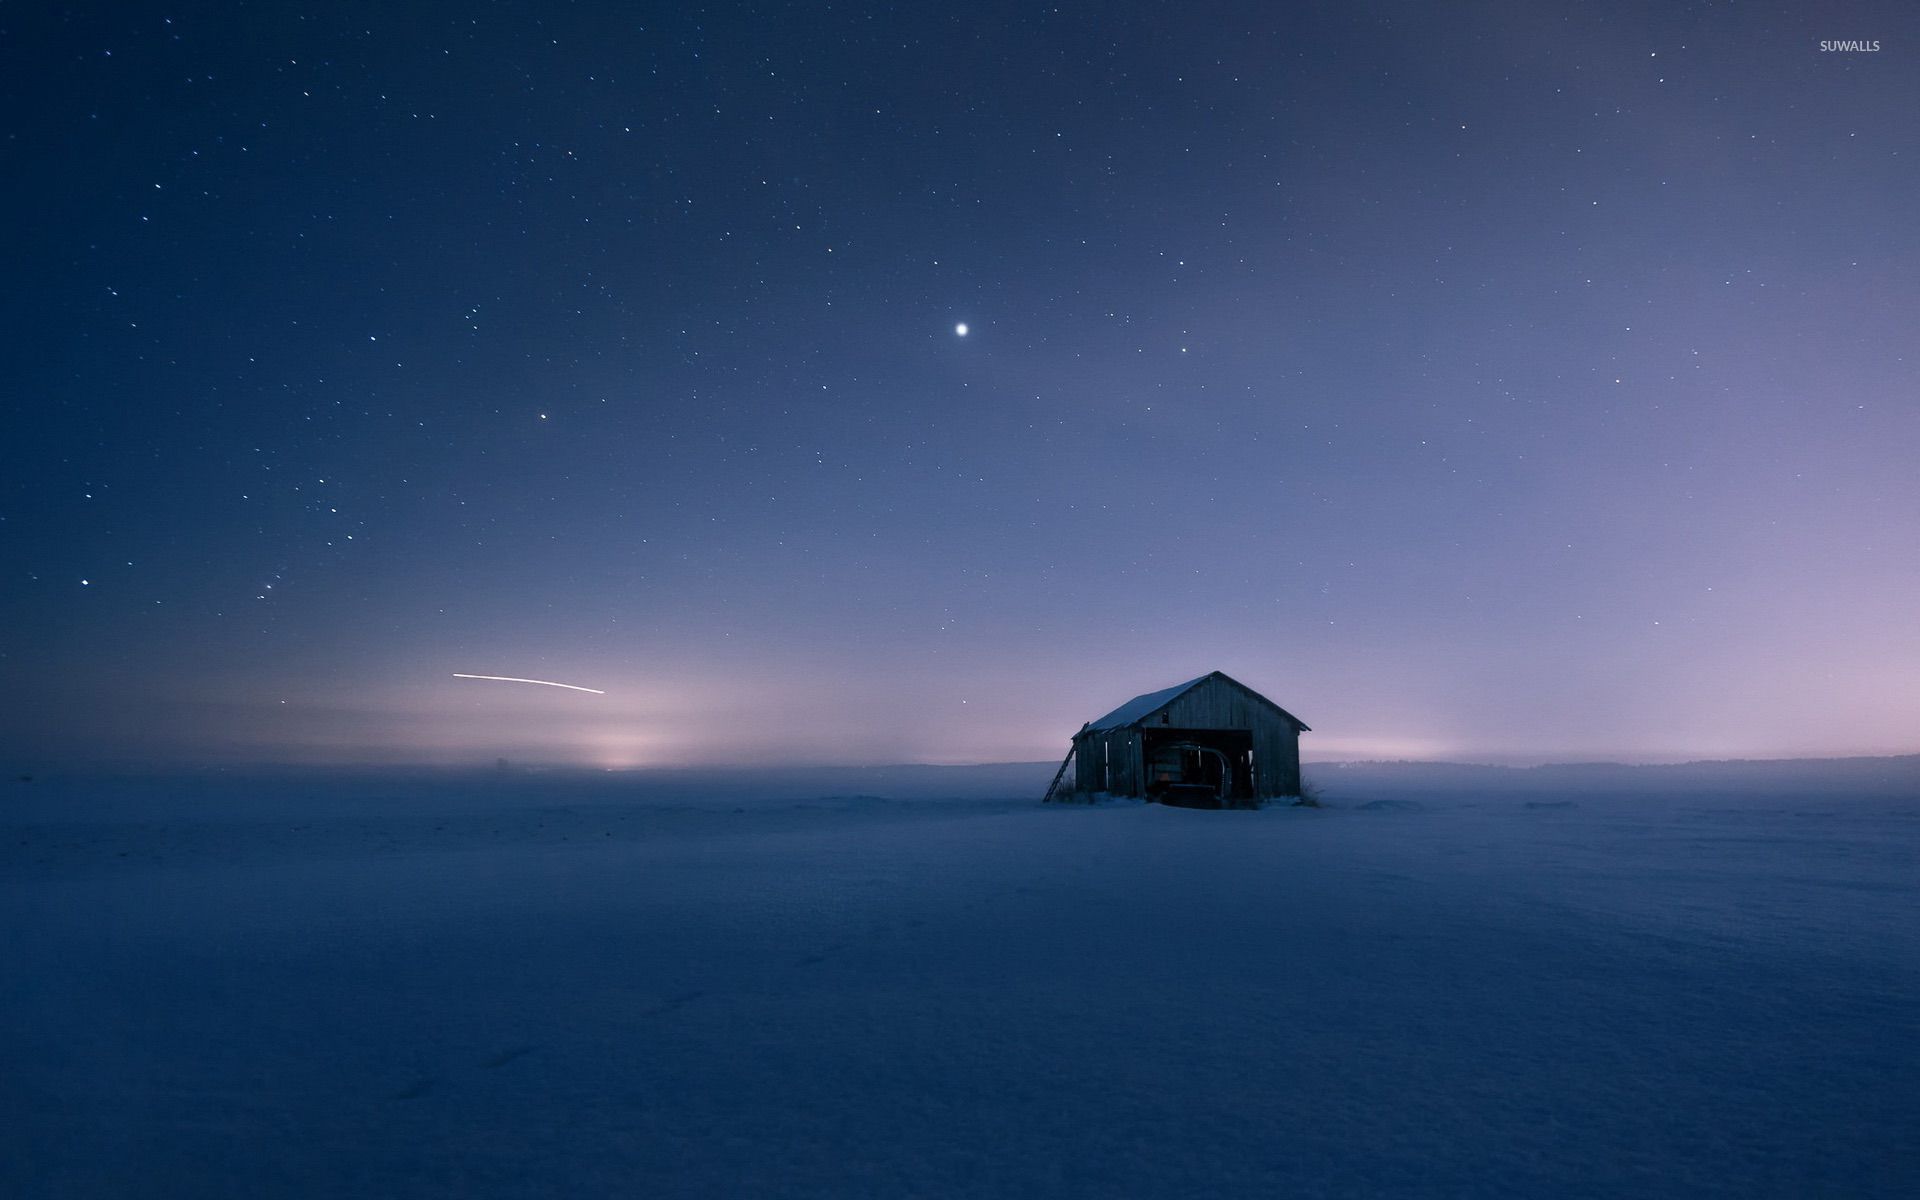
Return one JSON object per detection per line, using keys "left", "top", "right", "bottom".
{"left": 1043, "top": 672, "right": 1309, "bottom": 807}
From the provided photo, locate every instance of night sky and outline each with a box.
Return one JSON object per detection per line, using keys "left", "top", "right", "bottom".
{"left": 4, "top": 2, "right": 1915, "bottom": 768}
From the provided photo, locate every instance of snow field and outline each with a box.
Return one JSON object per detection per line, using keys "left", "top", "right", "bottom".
{"left": 3, "top": 772, "right": 1916, "bottom": 1197}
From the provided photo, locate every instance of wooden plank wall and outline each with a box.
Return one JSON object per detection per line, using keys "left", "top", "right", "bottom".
{"left": 1073, "top": 732, "right": 1100, "bottom": 793}
{"left": 1158, "top": 675, "right": 1267, "bottom": 730}
{"left": 1117, "top": 729, "right": 1143, "bottom": 795}
{"left": 1252, "top": 726, "right": 1300, "bottom": 797}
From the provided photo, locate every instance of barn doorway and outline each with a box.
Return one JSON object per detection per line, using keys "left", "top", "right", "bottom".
{"left": 1143, "top": 729, "right": 1255, "bottom": 808}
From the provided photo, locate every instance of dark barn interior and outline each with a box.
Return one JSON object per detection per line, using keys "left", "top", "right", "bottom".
{"left": 1143, "top": 728, "right": 1255, "bottom": 807}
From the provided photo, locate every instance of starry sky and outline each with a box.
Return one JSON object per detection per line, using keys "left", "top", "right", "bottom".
{"left": 4, "top": 1, "right": 1916, "bottom": 769}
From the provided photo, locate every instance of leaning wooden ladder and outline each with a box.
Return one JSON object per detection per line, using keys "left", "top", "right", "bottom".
{"left": 1041, "top": 746, "right": 1076, "bottom": 803}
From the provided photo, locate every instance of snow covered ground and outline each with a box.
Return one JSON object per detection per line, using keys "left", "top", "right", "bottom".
{"left": 4, "top": 765, "right": 1916, "bottom": 1198}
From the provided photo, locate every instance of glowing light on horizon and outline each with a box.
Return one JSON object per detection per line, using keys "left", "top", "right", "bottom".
{"left": 452, "top": 673, "right": 606, "bottom": 695}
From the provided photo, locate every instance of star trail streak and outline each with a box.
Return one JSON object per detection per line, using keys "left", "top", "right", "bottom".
{"left": 452, "top": 675, "right": 607, "bottom": 695}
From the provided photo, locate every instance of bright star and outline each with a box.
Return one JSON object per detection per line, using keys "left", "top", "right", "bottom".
{"left": 955, "top": 323, "right": 968, "bottom": 337}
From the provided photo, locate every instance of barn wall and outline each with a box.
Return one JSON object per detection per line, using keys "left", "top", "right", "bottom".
{"left": 1253, "top": 725, "right": 1301, "bottom": 798}
{"left": 1073, "top": 732, "right": 1100, "bottom": 793}
{"left": 1113, "top": 725, "right": 1136, "bottom": 791}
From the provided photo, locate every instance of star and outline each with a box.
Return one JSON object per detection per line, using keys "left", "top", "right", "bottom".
{"left": 954, "top": 323, "right": 968, "bottom": 337}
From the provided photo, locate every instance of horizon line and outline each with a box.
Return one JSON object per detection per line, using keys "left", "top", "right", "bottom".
{"left": 8, "top": 750, "right": 1918, "bottom": 776}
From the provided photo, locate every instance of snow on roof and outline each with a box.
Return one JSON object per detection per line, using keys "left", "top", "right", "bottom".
{"left": 1085, "top": 675, "right": 1214, "bottom": 731}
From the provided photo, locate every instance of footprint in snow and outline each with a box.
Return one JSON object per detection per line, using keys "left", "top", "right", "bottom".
{"left": 794, "top": 943, "right": 846, "bottom": 967}
{"left": 642, "top": 990, "right": 706, "bottom": 1017}
{"left": 480, "top": 1045, "right": 535, "bottom": 1069}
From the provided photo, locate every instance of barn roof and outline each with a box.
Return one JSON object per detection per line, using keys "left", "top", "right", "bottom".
{"left": 1085, "top": 671, "right": 1310, "bottom": 733}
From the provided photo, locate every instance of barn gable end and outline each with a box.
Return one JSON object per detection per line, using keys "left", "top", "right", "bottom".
{"left": 1049, "top": 672, "right": 1308, "bottom": 807}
